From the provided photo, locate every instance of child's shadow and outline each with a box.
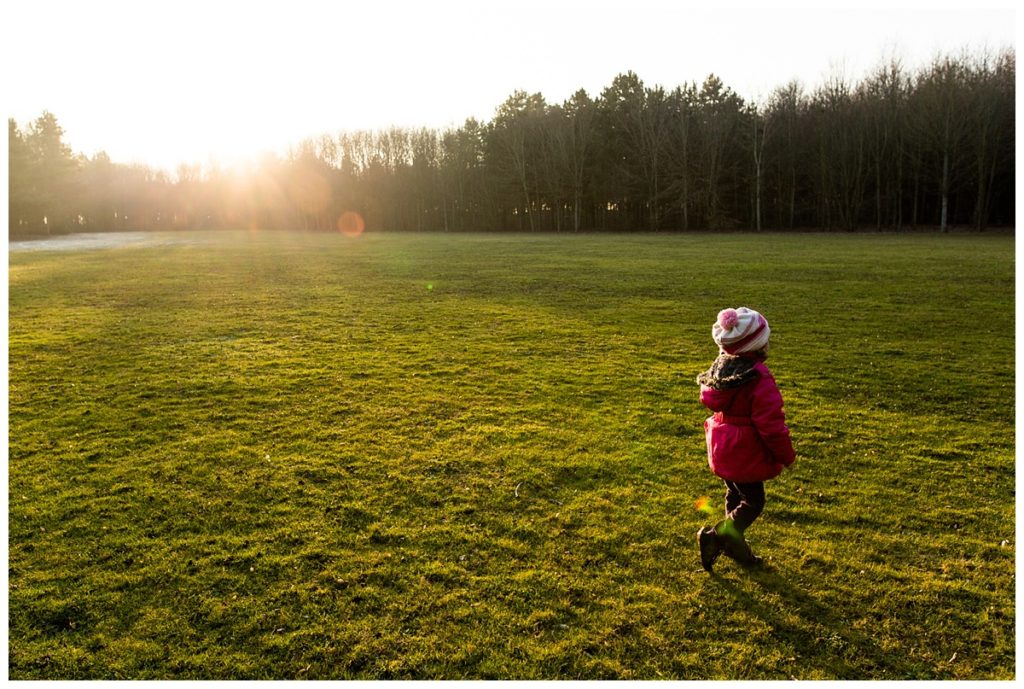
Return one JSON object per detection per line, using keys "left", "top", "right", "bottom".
{"left": 715, "top": 564, "right": 926, "bottom": 679}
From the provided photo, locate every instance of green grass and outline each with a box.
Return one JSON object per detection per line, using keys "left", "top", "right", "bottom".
{"left": 7, "top": 230, "right": 1014, "bottom": 679}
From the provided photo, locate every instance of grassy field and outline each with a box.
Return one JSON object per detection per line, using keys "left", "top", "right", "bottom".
{"left": 7, "top": 230, "right": 1015, "bottom": 679}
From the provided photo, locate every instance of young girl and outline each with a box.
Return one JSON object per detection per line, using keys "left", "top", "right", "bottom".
{"left": 696, "top": 307, "right": 795, "bottom": 572}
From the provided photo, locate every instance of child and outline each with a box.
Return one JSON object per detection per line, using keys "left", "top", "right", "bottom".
{"left": 696, "top": 307, "right": 795, "bottom": 572}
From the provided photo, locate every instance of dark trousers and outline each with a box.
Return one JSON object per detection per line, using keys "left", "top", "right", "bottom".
{"left": 724, "top": 480, "right": 765, "bottom": 532}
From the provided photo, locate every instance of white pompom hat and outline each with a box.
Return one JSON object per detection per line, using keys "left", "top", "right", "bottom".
{"left": 712, "top": 307, "right": 770, "bottom": 355}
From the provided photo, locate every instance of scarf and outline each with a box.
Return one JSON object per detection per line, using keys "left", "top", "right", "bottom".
{"left": 696, "top": 354, "right": 761, "bottom": 390}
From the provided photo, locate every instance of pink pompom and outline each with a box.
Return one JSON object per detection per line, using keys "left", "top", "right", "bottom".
{"left": 718, "top": 308, "right": 740, "bottom": 331}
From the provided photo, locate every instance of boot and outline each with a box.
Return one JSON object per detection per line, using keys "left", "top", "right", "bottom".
{"left": 697, "top": 526, "right": 722, "bottom": 572}
{"left": 714, "top": 519, "right": 763, "bottom": 567}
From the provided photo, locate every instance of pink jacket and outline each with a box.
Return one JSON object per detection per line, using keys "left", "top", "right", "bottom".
{"left": 700, "top": 361, "right": 795, "bottom": 482}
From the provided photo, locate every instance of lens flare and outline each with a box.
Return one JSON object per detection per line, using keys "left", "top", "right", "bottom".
{"left": 695, "top": 496, "right": 716, "bottom": 515}
{"left": 337, "top": 211, "right": 365, "bottom": 237}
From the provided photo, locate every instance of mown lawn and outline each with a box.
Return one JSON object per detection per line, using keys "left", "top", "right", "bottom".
{"left": 7, "top": 230, "right": 1015, "bottom": 679}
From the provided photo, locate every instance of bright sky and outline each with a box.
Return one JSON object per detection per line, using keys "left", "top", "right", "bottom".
{"left": 2, "top": 0, "right": 1016, "bottom": 173}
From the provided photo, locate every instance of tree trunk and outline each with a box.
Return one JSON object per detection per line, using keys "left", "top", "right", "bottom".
{"left": 874, "top": 144, "right": 882, "bottom": 230}
{"left": 940, "top": 148, "right": 950, "bottom": 232}
{"left": 981, "top": 142, "right": 999, "bottom": 231}
{"left": 974, "top": 142, "right": 987, "bottom": 232}
{"left": 911, "top": 152, "right": 920, "bottom": 229}
{"left": 894, "top": 136, "right": 903, "bottom": 230}
{"left": 520, "top": 175, "right": 535, "bottom": 232}
{"left": 752, "top": 115, "right": 764, "bottom": 232}
{"left": 788, "top": 167, "right": 796, "bottom": 229}
{"left": 755, "top": 165, "right": 762, "bottom": 232}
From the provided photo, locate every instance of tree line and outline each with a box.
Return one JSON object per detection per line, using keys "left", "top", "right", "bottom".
{"left": 8, "top": 47, "right": 1014, "bottom": 237}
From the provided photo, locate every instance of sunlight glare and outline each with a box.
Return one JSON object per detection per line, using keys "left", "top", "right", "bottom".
{"left": 286, "top": 168, "right": 331, "bottom": 216}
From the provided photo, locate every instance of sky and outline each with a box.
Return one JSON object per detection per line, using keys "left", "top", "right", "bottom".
{"left": 2, "top": 0, "right": 1017, "bottom": 173}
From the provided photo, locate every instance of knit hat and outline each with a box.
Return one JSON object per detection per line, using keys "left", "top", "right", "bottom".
{"left": 712, "top": 307, "right": 770, "bottom": 355}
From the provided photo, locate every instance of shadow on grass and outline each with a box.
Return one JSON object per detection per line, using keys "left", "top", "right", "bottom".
{"left": 714, "top": 564, "right": 926, "bottom": 680}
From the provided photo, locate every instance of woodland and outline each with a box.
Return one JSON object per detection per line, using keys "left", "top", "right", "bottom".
{"left": 8, "top": 49, "right": 1014, "bottom": 236}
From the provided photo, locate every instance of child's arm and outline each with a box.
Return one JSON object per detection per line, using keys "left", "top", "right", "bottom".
{"left": 750, "top": 374, "right": 796, "bottom": 467}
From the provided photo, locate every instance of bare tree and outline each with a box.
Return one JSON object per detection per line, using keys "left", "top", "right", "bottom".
{"left": 749, "top": 102, "right": 769, "bottom": 231}
{"left": 965, "top": 48, "right": 1015, "bottom": 231}
{"left": 694, "top": 75, "right": 746, "bottom": 229}
{"left": 488, "top": 91, "right": 547, "bottom": 231}
{"left": 911, "top": 54, "right": 972, "bottom": 232}
{"left": 764, "top": 81, "right": 805, "bottom": 229}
